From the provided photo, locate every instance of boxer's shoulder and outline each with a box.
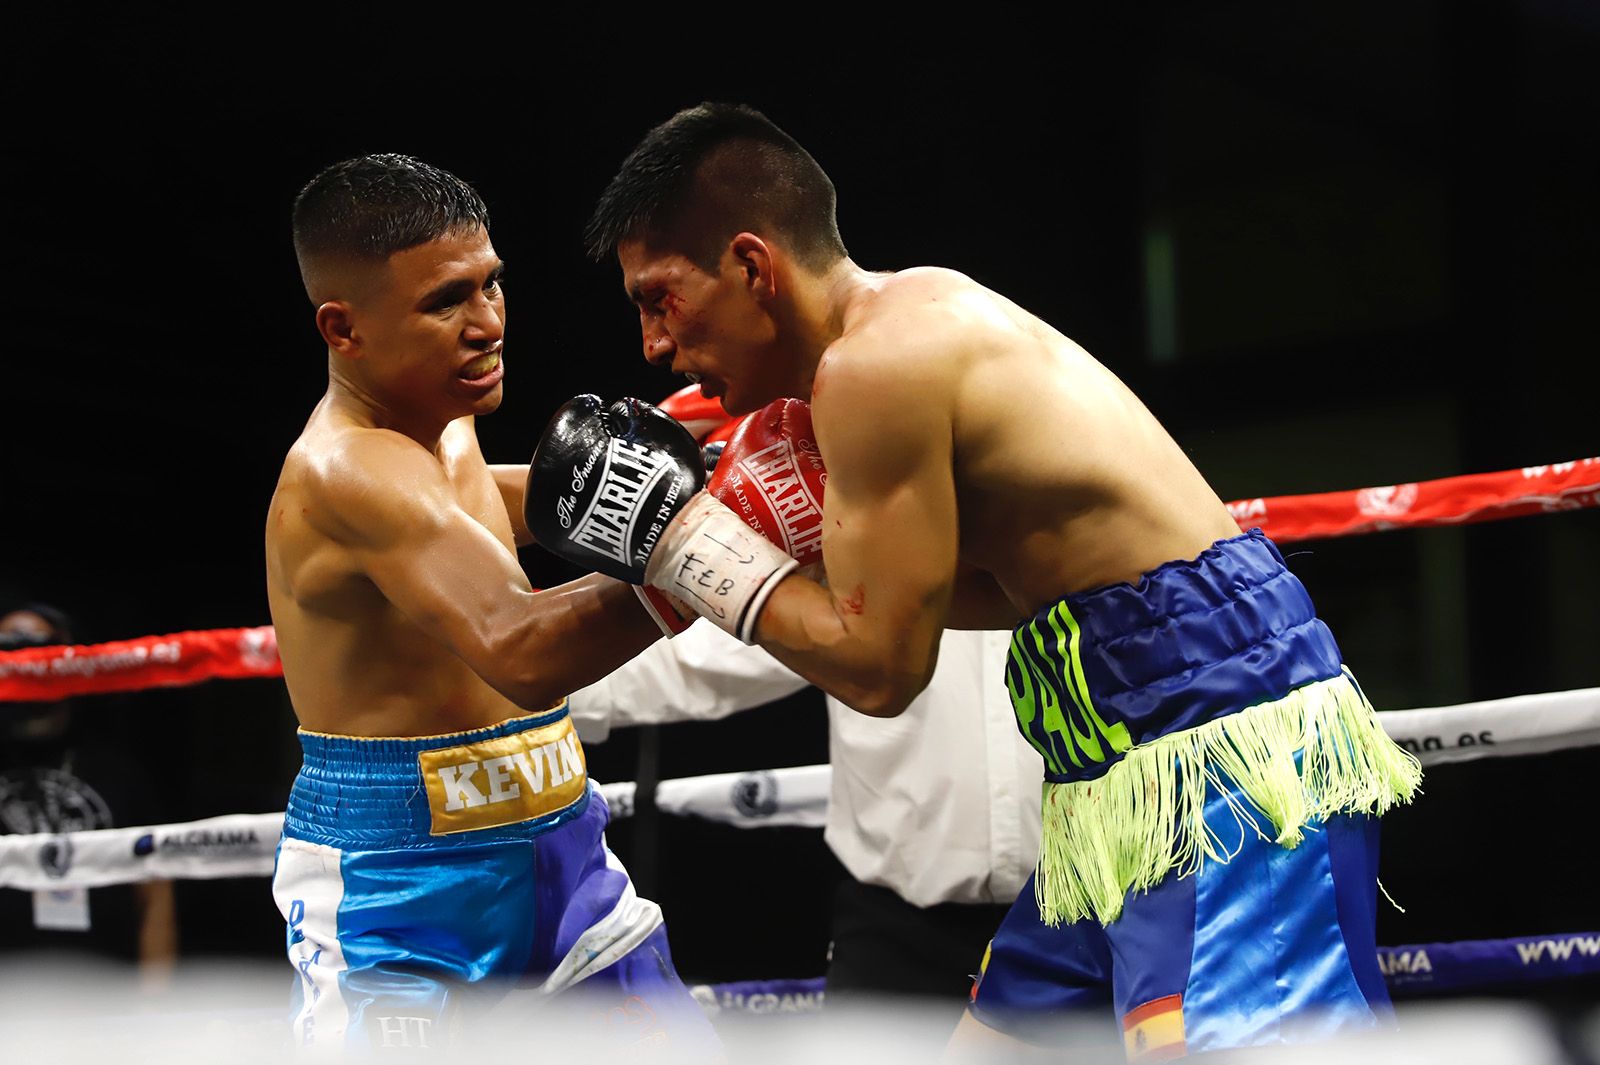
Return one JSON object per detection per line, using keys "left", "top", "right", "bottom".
{"left": 438, "top": 415, "right": 483, "bottom": 460}
{"left": 851, "top": 268, "right": 1021, "bottom": 337}
{"left": 290, "top": 424, "right": 457, "bottom": 545}
{"left": 813, "top": 305, "right": 965, "bottom": 448}
{"left": 824, "top": 270, "right": 1018, "bottom": 399}
{"left": 844, "top": 267, "right": 985, "bottom": 337}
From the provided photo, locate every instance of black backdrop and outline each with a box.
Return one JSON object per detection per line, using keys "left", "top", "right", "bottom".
{"left": 2, "top": 6, "right": 1597, "bottom": 994}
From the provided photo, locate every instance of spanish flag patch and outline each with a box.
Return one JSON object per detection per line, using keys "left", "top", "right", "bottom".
{"left": 969, "top": 942, "right": 993, "bottom": 1003}
{"left": 1122, "top": 994, "right": 1185, "bottom": 1062}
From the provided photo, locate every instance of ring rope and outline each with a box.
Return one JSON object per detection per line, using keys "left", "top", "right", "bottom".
{"left": 3, "top": 685, "right": 1595, "bottom": 892}
{"left": 694, "top": 925, "right": 1600, "bottom": 1012}
{"left": 4, "top": 456, "right": 1592, "bottom": 704}
{"left": 1231, "top": 456, "right": 1599, "bottom": 543}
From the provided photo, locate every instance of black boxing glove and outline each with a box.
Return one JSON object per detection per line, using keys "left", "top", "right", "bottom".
{"left": 526, "top": 395, "right": 705, "bottom": 581}
{"left": 527, "top": 396, "right": 798, "bottom": 643}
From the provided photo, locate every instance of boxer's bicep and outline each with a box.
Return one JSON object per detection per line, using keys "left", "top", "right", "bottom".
{"left": 362, "top": 503, "right": 538, "bottom": 661}
{"left": 788, "top": 352, "right": 959, "bottom": 711}
{"left": 823, "top": 410, "right": 959, "bottom": 627}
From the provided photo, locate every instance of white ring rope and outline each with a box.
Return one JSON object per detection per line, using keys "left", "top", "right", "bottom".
{"left": 2, "top": 687, "right": 1594, "bottom": 892}
{"left": 1378, "top": 686, "right": 1600, "bottom": 766}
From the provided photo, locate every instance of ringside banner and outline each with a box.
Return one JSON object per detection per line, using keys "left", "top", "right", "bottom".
{"left": 1228, "top": 457, "right": 1600, "bottom": 542}
{"left": 0, "top": 627, "right": 281, "bottom": 701}
{"left": 4, "top": 459, "right": 1594, "bottom": 702}
{"left": 0, "top": 813, "right": 282, "bottom": 891}
{"left": 1380, "top": 931, "right": 1600, "bottom": 994}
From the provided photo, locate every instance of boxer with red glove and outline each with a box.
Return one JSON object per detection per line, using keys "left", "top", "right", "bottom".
{"left": 705, "top": 398, "right": 826, "bottom": 572}
{"left": 528, "top": 396, "right": 827, "bottom": 643}
{"left": 627, "top": 384, "right": 740, "bottom": 635}
{"left": 527, "top": 395, "right": 798, "bottom": 643}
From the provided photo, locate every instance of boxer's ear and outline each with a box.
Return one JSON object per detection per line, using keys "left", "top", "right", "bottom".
{"left": 729, "top": 232, "right": 777, "bottom": 302}
{"left": 316, "top": 301, "right": 362, "bottom": 359}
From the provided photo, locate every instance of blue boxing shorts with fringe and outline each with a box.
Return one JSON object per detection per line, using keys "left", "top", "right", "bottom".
{"left": 968, "top": 529, "right": 1421, "bottom": 1060}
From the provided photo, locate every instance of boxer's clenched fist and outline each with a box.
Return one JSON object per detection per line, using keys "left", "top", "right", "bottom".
{"left": 706, "top": 398, "right": 827, "bottom": 571}
{"left": 527, "top": 395, "right": 798, "bottom": 643}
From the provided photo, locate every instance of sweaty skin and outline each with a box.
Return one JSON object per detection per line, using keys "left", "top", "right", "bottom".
{"left": 620, "top": 242, "right": 1240, "bottom": 718}
{"left": 269, "top": 227, "right": 657, "bottom": 737}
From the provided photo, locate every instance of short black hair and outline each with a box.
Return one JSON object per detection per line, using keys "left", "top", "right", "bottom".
{"left": 585, "top": 102, "right": 847, "bottom": 271}
{"left": 292, "top": 154, "right": 489, "bottom": 287}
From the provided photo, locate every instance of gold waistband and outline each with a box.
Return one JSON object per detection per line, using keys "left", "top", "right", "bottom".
{"left": 418, "top": 711, "right": 587, "bottom": 836}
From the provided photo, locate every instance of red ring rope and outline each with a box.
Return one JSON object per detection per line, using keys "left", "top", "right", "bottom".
{"left": 3, "top": 457, "right": 1594, "bottom": 702}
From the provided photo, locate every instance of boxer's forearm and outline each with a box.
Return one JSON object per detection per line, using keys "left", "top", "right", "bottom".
{"left": 488, "top": 574, "right": 661, "bottom": 709}
{"left": 752, "top": 574, "right": 941, "bottom": 718}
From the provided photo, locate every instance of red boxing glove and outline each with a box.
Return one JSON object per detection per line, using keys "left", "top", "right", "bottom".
{"left": 706, "top": 398, "right": 827, "bottom": 569}
{"left": 656, "top": 383, "right": 737, "bottom": 445}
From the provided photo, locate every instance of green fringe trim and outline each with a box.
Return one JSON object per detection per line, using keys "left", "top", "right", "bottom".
{"left": 1034, "top": 669, "right": 1422, "bottom": 927}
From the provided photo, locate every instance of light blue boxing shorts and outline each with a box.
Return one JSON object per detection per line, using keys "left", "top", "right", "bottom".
{"left": 271, "top": 702, "right": 718, "bottom": 1055}
{"left": 970, "top": 530, "right": 1423, "bottom": 1059}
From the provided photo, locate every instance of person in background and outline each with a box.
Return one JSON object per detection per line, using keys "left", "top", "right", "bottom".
{"left": 0, "top": 603, "right": 177, "bottom": 991}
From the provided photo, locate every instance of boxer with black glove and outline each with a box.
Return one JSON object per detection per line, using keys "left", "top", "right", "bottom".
{"left": 268, "top": 153, "right": 721, "bottom": 1056}
{"left": 526, "top": 395, "right": 800, "bottom": 643}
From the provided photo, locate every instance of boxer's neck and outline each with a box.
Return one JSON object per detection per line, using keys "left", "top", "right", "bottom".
{"left": 325, "top": 366, "right": 450, "bottom": 454}
{"left": 779, "top": 258, "right": 877, "bottom": 395}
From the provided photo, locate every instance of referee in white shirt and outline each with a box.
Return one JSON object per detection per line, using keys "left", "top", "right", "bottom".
{"left": 568, "top": 622, "right": 1043, "bottom": 1009}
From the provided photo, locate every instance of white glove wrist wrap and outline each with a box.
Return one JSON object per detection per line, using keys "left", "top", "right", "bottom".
{"left": 643, "top": 492, "right": 799, "bottom": 643}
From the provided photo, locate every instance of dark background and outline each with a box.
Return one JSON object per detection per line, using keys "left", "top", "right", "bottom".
{"left": 1, "top": 3, "right": 1596, "bottom": 998}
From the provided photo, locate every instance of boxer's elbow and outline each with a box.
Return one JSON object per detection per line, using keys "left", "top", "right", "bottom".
{"left": 501, "top": 673, "right": 577, "bottom": 713}
{"left": 779, "top": 589, "right": 937, "bottom": 716}
{"left": 504, "top": 676, "right": 571, "bottom": 713}
{"left": 476, "top": 630, "right": 568, "bottom": 711}
{"left": 480, "top": 656, "right": 565, "bottom": 712}
{"left": 833, "top": 651, "right": 933, "bottom": 719}
{"left": 816, "top": 617, "right": 937, "bottom": 716}
{"left": 843, "top": 685, "right": 913, "bottom": 718}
